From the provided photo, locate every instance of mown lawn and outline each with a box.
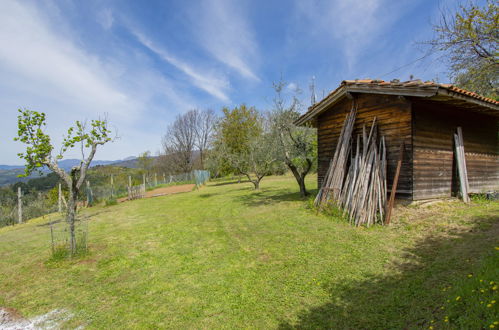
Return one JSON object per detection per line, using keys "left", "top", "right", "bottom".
{"left": 0, "top": 175, "right": 497, "bottom": 328}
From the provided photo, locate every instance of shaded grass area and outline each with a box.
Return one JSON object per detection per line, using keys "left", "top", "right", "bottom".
{"left": 0, "top": 174, "right": 497, "bottom": 328}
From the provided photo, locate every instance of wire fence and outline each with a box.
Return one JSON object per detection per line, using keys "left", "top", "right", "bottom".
{"left": 1, "top": 170, "right": 211, "bottom": 227}
{"left": 86, "top": 170, "right": 209, "bottom": 204}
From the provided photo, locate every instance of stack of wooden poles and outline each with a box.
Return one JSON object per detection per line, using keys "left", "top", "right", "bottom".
{"left": 315, "top": 104, "right": 387, "bottom": 226}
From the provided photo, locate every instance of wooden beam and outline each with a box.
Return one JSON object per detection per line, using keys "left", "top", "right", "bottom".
{"left": 385, "top": 142, "right": 404, "bottom": 225}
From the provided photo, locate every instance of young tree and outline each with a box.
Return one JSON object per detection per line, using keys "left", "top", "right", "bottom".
{"left": 270, "top": 80, "right": 317, "bottom": 197}
{"left": 137, "top": 150, "right": 153, "bottom": 175}
{"left": 426, "top": 1, "right": 498, "bottom": 98}
{"left": 14, "top": 109, "right": 113, "bottom": 254}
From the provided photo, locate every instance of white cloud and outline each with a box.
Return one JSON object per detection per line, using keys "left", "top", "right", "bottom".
{"left": 0, "top": 1, "right": 197, "bottom": 164}
{"left": 129, "top": 28, "right": 230, "bottom": 102}
{"left": 0, "top": 1, "right": 133, "bottom": 119}
{"left": 191, "top": 0, "right": 260, "bottom": 81}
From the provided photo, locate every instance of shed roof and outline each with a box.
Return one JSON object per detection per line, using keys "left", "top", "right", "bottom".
{"left": 296, "top": 79, "right": 499, "bottom": 125}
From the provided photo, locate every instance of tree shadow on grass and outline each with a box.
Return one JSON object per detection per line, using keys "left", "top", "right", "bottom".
{"left": 234, "top": 187, "right": 319, "bottom": 207}
{"left": 210, "top": 180, "right": 250, "bottom": 187}
{"left": 278, "top": 213, "right": 499, "bottom": 329}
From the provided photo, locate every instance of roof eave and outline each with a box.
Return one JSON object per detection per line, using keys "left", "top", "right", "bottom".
{"left": 295, "top": 84, "right": 499, "bottom": 126}
{"left": 435, "top": 87, "right": 499, "bottom": 112}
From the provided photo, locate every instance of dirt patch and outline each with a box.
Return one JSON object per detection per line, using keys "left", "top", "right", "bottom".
{"left": 145, "top": 184, "right": 195, "bottom": 198}
{"left": 118, "top": 184, "right": 195, "bottom": 203}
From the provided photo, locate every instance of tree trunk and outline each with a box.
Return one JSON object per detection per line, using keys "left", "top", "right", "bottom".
{"left": 298, "top": 175, "right": 309, "bottom": 197}
{"left": 252, "top": 180, "right": 260, "bottom": 189}
{"left": 287, "top": 162, "right": 309, "bottom": 197}
{"left": 68, "top": 170, "right": 79, "bottom": 255}
{"left": 199, "top": 149, "right": 204, "bottom": 169}
{"left": 67, "top": 190, "right": 77, "bottom": 255}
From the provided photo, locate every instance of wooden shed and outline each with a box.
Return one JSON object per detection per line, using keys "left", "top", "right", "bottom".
{"left": 296, "top": 79, "right": 499, "bottom": 200}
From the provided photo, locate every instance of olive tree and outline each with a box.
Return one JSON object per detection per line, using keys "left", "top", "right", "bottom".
{"left": 270, "top": 80, "right": 317, "bottom": 197}
{"left": 210, "top": 104, "right": 282, "bottom": 189}
{"left": 14, "top": 109, "right": 113, "bottom": 254}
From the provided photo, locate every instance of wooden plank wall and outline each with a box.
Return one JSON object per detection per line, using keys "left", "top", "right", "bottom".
{"left": 317, "top": 94, "right": 413, "bottom": 197}
{"left": 412, "top": 99, "right": 499, "bottom": 200}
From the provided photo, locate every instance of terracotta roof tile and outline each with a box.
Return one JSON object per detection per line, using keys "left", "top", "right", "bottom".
{"left": 339, "top": 79, "right": 498, "bottom": 105}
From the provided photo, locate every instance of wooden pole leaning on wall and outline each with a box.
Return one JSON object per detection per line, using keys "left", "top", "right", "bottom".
{"left": 454, "top": 127, "right": 470, "bottom": 203}
{"left": 385, "top": 141, "right": 404, "bottom": 225}
{"left": 17, "top": 186, "right": 22, "bottom": 224}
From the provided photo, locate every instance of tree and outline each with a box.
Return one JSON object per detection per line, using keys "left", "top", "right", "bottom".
{"left": 222, "top": 132, "right": 281, "bottom": 189}
{"left": 137, "top": 150, "right": 153, "bottom": 175}
{"left": 162, "top": 111, "right": 197, "bottom": 173}
{"left": 193, "top": 109, "right": 217, "bottom": 169}
{"left": 14, "top": 109, "right": 113, "bottom": 254}
{"left": 211, "top": 105, "right": 281, "bottom": 189}
{"left": 270, "top": 80, "right": 317, "bottom": 197}
{"left": 426, "top": 1, "right": 498, "bottom": 98}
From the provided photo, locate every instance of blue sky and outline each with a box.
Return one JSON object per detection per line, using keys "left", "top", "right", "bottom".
{"left": 0, "top": 0, "right": 459, "bottom": 164}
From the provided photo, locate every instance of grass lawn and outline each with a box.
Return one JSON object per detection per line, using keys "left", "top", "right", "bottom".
{"left": 0, "top": 174, "right": 498, "bottom": 328}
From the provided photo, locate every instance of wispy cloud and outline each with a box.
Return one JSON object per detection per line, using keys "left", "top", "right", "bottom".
{"left": 0, "top": 1, "right": 196, "bottom": 163}
{"left": 129, "top": 27, "right": 230, "bottom": 102}
{"left": 0, "top": 1, "right": 132, "bottom": 118}
{"left": 191, "top": 0, "right": 260, "bottom": 81}
{"left": 294, "top": 0, "right": 411, "bottom": 70}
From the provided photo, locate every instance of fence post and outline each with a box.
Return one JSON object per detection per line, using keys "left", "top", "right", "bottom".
{"left": 143, "top": 173, "right": 146, "bottom": 188}
{"left": 58, "top": 183, "right": 62, "bottom": 213}
{"left": 86, "top": 180, "right": 93, "bottom": 207}
{"left": 17, "top": 187, "right": 22, "bottom": 224}
{"left": 111, "top": 174, "right": 114, "bottom": 198}
{"left": 128, "top": 175, "right": 132, "bottom": 200}
{"left": 154, "top": 173, "right": 157, "bottom": 186}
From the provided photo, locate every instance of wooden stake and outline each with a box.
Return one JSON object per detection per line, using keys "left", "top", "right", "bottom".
{"left": 385, "top": 141, "right": 404, "bottom": 225}
{"left": 17, "top": 186, "right": 22, "bottom": 224}
{"left": 128, "top": 175, "right": 132, "bottom": 200}
{"left": 58, "top": 183, "right": 62, "bottom": 213}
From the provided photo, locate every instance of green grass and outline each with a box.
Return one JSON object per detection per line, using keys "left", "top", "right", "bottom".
{"left": 0, "top": 174, "right": 497, "bottom": 328}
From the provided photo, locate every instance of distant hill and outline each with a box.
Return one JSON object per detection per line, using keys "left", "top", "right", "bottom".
{"left": 0, "top": 165, "right": 24, "bottom": 170}
{"left": 0, "top": 156, "right": 138, "bottom": 186}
